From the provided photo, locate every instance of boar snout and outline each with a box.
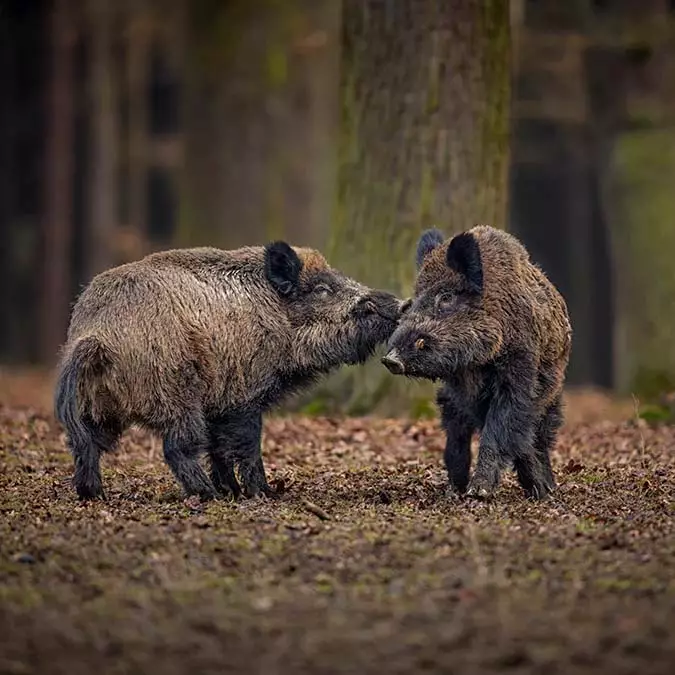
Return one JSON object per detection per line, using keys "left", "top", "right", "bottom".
{"left": 381, "top": 348, "right": 405, "bottom": 375}
{"left": 354, "top": 295, "right": 378, "bottom": 315}
{"left": 353, "top": 291, "right": 401, "bottom": 321}
{"left": 399, "top": 298, "right": 413, "bottom": 315}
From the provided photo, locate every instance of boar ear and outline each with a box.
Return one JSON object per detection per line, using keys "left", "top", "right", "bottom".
{"left": 446, "top": 232, "right": 483, "bottom": 294}
{"left": 264, "top": 241, "right": 302, "bottom": 297}
{"left": 416, "top": 228, "right": 445, "bottom": 269}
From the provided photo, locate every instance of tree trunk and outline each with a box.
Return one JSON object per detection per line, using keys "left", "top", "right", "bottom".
{"left": 0, "top": 6, "right": 15, "bottom": 362}
{"left": 178, "top": 0, "right": 339, "bottom": 250}
{"left": 41, "top": 0, "right": 76, "bottom": 364}
{"left": 86, "top": 0, "right": 118, "bottom": 280}
{"left": 607, "top": 129, "right": 675, "bottom": 399}
{"left": 125, "top": 0, "right": 151, "bottom": 253}
{"left": 320, "top": 0, "right": 511, "bottom": 414}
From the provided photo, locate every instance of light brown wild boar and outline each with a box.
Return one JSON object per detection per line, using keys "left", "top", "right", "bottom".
{"left": 382, "top": 225, "right": 572, "bottom": 501}
{"left": 55, "top": 242, "right": 401, "bottom": 501}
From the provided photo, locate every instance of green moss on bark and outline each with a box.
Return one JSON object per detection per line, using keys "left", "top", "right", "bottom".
{"left": 609, "top": 129, "right": 675, "bottom": 398}
{"left": 307, "top": 0, "right": 512, "bottom": 416}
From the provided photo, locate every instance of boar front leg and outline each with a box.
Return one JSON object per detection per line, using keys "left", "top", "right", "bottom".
{"left": 467, "top": 357, "right": 540, "bottom": 500}
{"left": 206, "top": 422, "right": 241, "bottom": 499}
{"left": 438, "top": 388, "right": 474, "bottom": 496}
{"left": 208, "top": 412, "right": 278, "bottom": 499}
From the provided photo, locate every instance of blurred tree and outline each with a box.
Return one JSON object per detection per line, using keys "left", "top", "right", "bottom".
{"left": 511, "top": 0, "right": 675, "bottom": 396}
{"left": 2, "top": 0, "right": 48, "bottom": 364}
{"left": 311, "top": 0, "right": 511, "bottom": 414}
{"left": 86, "top": 0, "right": 118, "bottom": 280}
{"left": 178, "top": 0, "right": 339, "bottom": 250}
{"left": 335, "top": 0, "right": 510, "bottom": 294}
{"left": 608, "top": 130, "right": 675, "bottom": 398}
{"left": 125, "top": 0, "right": 151, "bottom": 254}
{"left": 41, "top": 0, "right": 76, "bottom": 365}
{"left": 0, "top": 2, "right": 14, "bottom": 362}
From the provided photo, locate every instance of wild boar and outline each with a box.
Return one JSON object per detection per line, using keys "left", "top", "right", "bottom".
{"left": 381, "top": 225, "right": 571, "bottom": 500}
{"left": 55, "top": 242, "right": 401, "bottom": 501}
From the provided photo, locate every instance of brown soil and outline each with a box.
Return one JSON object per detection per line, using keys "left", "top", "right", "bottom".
{"left": 1, "top": 397, "right": 674, "bottom": 675}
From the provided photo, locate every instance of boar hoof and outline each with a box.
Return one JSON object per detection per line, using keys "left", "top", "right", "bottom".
{"left": 465, "top": 482, "right": 493, "bottom": 501}
{"left": 194, "top": 488, "right": 217, "bottom": 502}
{"left": 75, "top": 484, "right": 106, "bottom": 502}
{"left": 263, "top": 483, "right": 281, "bottom": 499}
{"left": 525, "top": 481, "right": 553, "bottom": 501}
{"left": 211, "top": 469, "right": 242, "bottom": 501}
{"left": 77, "top": 492, "right": 107, "bottom": 503}
{"left": 243, "top": 482, "right": 280, "bottom": 500}
{"left": 445, "top": 486, "right": 466, "bottom": 501}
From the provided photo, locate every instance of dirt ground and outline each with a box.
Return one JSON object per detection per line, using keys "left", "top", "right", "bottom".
{"left": 1, "top": 379, "right": 674, "bottom": 675}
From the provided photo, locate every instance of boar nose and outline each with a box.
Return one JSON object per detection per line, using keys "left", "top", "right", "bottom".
{"left": 355, "top": 295, "right": 377, "bottom": 314}
{"left": 381, "top": 349, "right": 405, "bottom": 375}
{"left": 399, "top": 298, "right": 413, "bottom": 315}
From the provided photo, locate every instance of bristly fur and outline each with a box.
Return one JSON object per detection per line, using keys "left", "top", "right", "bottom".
{"left": 384, "top": 225, "right": 572, "bottom": 502}
{"left": 54, "top": 244, "right": 401, "bottom": 502}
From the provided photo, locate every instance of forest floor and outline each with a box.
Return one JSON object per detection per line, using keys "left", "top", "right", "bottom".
{"left": 1, "top": 372, "right": 674, "bottom": 675}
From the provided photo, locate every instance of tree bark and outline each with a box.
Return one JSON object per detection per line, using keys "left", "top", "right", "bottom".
{"left": 178, "top": 0, "right": 339, "bottom": 250}
{"left": 335, "top": 0, "right": 511, "bottom": 293}
{"left": 322, "top": 0, "right": 511, "bottom": 414}
{"left": 126, "top": 0, "right": 151, "bottom": 252}
{"left": 86, "top": 0, "right": 118, "bottom": 280}
{"left": 0, "top": 7, "right": 14, "bottom": 361}
{"left": 41, "top": 0, "right": 76, "bottom": 364}
{"left": 607, "top": 129, "right": 675, "bottom": 398}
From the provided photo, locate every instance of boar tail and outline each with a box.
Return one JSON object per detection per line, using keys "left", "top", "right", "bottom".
{"left": 54, "top": 335, "right": 113, "bottom": 438}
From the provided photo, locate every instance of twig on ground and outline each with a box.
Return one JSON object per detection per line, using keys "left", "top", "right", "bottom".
{"left": 301, "top": 498, "right": 330, "bottom": 521}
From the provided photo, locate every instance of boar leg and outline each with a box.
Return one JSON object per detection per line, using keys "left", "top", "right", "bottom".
{"left": 468, "top": 360, "right": 538, "bottom": 500}
{"left": 513, "top": 449, "right": 549, "bottom": 500}
{"left": 207, "top": 450, "right": 241, "bottom": 499}
{"left": 162, "top": 415, "right": 216, "bottom": 500}
{"left": 531, "top": 393, "right": 563, "bottom": 493}
{"left": 235, "top": 414, "right": 278, "bottom": 499}
{"left": 207, "top": 417, "right": 242, "bottom": 498}
{"left": 240, "top": 455, "right": 278, "bottom": 499}
{"left": 208, "top": 412, "right": 277, "bottom": 499}
{"left": 439, "top": 400, "right": 473, "bottom": 495}
{"left": 69, "top": 415, "right": 121, "bottom": 501}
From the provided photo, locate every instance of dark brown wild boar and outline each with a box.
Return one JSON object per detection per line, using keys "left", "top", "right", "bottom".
{"left": 55, "top": 243, "right": 401, "bottom": 501}
{"left": 381, "top": 225, "right": 571, "bottom": 501}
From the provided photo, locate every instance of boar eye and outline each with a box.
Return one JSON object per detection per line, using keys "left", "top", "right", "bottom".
{"left": 313, "top": 283, "right": 333, "bottom": 298}
{"left": 435, "top": 293, "right": 457, "bottom": 316}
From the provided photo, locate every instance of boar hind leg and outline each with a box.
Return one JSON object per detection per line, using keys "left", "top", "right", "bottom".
{"left": 513, "top": 447, "right": 550, "bottom": 500}
{"left": 532, "top": 393, "right": 564, "bottom": 493}
{"left": 208, "top": 449, "right": 241, "bottom": 499}
{"left": 240, "top": 456, "right": 278, "bottom": 499}
{"left": 469, "top": 361, "right": 538, "bottom": 500}
{"left": 69, "top": 416, "right": 121, "bottom": 501}
{"left": 163, "top": 415, "right": 215, "bottom": 500}
{"left": 207, "top": 417, "right": 242, "bottom": 499}
{"left": 235, "top": 414, "right": 277, "bottom": 499}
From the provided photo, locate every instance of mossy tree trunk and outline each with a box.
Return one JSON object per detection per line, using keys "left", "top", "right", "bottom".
{"left": 178, "top": 0, "right": 340, "bottom": 250}
{"left": 312, "top": 0, "right": 511, "bottom": 415}
{"left": 334, "top": 0, "right": 510, "bottom": 292}
{"left": 86, "top": 0, "right": 118, "bottom": 280}
{"left": 607, "top": 130, "right": 675, "bottom": 399}
{"left": 125, "top": 0, "right": 151, "bottom": 253}
{"left": 41, "top": 0, "right": 76, "bottom": 365}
